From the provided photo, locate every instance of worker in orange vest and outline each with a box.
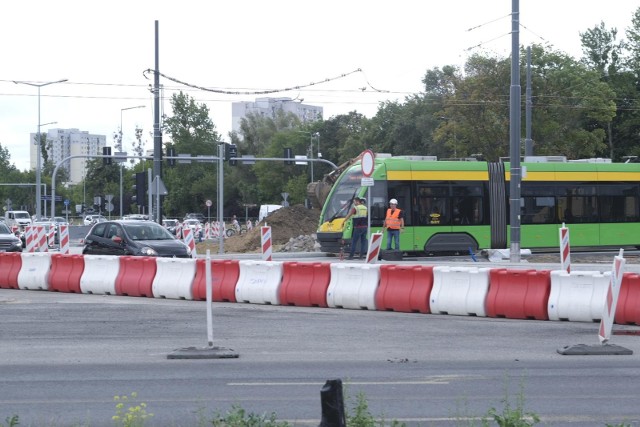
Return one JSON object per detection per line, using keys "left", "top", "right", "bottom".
{"left": 383, "top": 198, "right": 404, "bottom": 250}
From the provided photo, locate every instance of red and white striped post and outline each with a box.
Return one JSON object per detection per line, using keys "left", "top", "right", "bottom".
{"left": 175, "top": 222, "right": 183, "bottom": 239}
{"left": 598, "top": 249, "right": 626, "bottom": 344}
{"left": 25, "top": 226, "right": 36, "bottom": 253}
{"left": 48, "top": 224, "right": 56, "bottom": 248}
{"left": 204, "top": 222, "right": 211, "bottom": 240}
{"left": 365, "top": 232, "right": 383, "bottom": 264}
{"left": 37, "top": 225, "right": 47, "bottom": 252}
{"left": 261, "top": 226, "right": 272, "bottom": 261}
{"left": 559, "top": 222, "right": 571, "bottom": 273}
{"left": 59, "top": 224, "right": 70, "bottom": 254}
{"left": 182, "top": 227, "right": 197, "bottom": 256}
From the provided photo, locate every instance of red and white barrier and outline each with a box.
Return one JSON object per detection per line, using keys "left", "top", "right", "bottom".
{"left": 17, "top": 252, "right": 52, "bottom": 290}
{"left": 204, "top": 222, "right": 211, "bottom": 240}
{"left": 183, "top": 227, "right": 197, "bottom": 256}
{"left": 326, "top": 263, "right": 381, "bottom": 310}
{"left": 58, "top": 224, "right": 70, "bottom": 254}
{"left": 152, "top": 258, "right": 197, "bottom": 300}
{"left": 430, "top": 266, "right": 491, "bottom": 316}
{"left": 175, "top": 222, "right": 183, "bottom": 239}
{"left": 25, "top": 226, "right": 36, "bottom": 253}
{"left": 559, "top": 223, "right": 570, "bottom": 273}
{"left": 235, "top": 260, "right": 283, "bottom": 304}
{"left": 548, "top": 270, "right": 611, "bottom": 322}
{"left": 48, "top": 224, "right": 56, "bottom": 248}
{"left": 80, "top": 255, "right": 121, "bottom": 295}
{"left": 599, "top": 250, "right": 626, "bottom": 343}
{"left": 261, "top": 226, "right": 272, "bottom": 261}
{"left": 36, "top": 225, "right": 47, "bottom": 252}
{"left": 365, "top": 232, "right": 383, "bottom": 264}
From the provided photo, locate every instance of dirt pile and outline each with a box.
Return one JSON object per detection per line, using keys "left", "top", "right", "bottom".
{"left": 197, "top": 204, "right": 321, "bottom": 253}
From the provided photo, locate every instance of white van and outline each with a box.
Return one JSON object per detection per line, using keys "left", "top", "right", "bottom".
{"left": 258, "top": 204, "right": 283, "bottom": 222}
{"left": 5, "top": 210, "right": 32, "bottom": 230}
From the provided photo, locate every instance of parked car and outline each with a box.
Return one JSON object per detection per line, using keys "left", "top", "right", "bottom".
{"left": 162, "top": 219, "right": 179, "bottom": 235}
{"left": 0, "top": 222, "right": 24, "bottom": 252}
{"left": 83, "top": 215, "right": 107, "bottom": 226}
{"left": 82, "top": 220, "right": 192, "bottom": 258}
{"left": 184, "top": 213, "right": 206, "bottom": 223}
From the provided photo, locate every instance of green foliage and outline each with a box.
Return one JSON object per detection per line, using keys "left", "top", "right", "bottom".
{"left": 0, "top": 415, "right": 19, "bottom": 427}
{"left": 481, "top": 375, "right": 540, "bottom": 427}
{"left": 209, "top": 404, "right": 289, "bottom": 427}
{"left": 112, "top": 392, "right": 153, "bottom": 427}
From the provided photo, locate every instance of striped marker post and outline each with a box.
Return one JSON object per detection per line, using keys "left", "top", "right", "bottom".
{"left": 25, "top": 226, "right": 36, "bottom": 253}
{"left": 204, "top": 222, "right": 211, "bottom": 240}
{"left": 48, "top": 224, "right": 56, "bottom": 248}
{"left": 261, "top": 226, "right": 272, "bottom": 261}
{"left": 183, "top": 227, "right": 196, "bottom": 256}
{"left": 559, "top": 223, "right": 570, "bottom": 273}
{"left": 598, "top": 249, "right": 626, "bottom": 344}
{"left": 175, "top": 222, "right": 183, "bottom": 239}
{"left": 365, "top": 232, "right": 383, "bottom": 264}
{"left": 37, "top": 225, "right": 48, "bottom": 252}
{"left": 59, "top": 224, "right": 70, "bottom": 254}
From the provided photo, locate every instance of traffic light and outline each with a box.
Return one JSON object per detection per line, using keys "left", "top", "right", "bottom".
{"left": 102, "top": 146, "right": 112, "bottom": 165}
{"left": 131, "top": 172, "right": 147, "bottom": 207}
{"left": 284, "top": 147, "right": 293, "bottom": 165}
{"left": 167, "top": 146, "right": 176, "bottom": 167}
{"left": 228, "top": 144, "right": 238, "bottom": 166}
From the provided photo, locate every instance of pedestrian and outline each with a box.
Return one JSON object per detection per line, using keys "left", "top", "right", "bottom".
{"left": 383, "top": 198, "right": 404, "bottom": 250}
{"left": 343, "top": 197, "right": 368, "bottom": 259}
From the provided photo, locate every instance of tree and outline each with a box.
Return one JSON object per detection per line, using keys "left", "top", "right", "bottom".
{"left": 162, "top": 91, "right": 220, "bottom": 155}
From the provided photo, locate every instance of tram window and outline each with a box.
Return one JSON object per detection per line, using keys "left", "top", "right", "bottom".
{"left": 417, "top": 186, "right": 448, "bottom": 225}
{"left": 600, "top": 196, "right": 640, "bottom": 222}
{"left": 451, "top": 196, "right": 483, "bottom": 225}
{"left": 521, "top": 196, "right": 555, "bottom": 224}
{"left": 558, "top": 196, "right": 598, "bottom": 223}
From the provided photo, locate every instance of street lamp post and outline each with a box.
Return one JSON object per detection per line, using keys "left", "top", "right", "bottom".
{"left": 120, "top": 105, "right": 146, "bottom": 217}
{"left": 297, "top": 131, "right": 321, "bottom": 183}
{"left": 38, "top": 121, "right": 57, "bottom": 217}
{"left": 13, "top": 78, "right": 67, "bottom": 221}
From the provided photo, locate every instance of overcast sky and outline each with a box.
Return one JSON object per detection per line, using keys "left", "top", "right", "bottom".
{"left": 1, "top": 0, "right": 638, "bottom": 171}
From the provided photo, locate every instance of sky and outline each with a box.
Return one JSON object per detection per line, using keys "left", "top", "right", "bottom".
{"left": 1, "top": 0, "right": 638, "bottom": 171}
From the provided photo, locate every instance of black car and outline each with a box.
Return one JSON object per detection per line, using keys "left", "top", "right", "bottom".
{"left": 0, "top": 222, "right": 24, "bottom": 252}
{"left": 82, "top": 220, "right": 192, "bottom": 258}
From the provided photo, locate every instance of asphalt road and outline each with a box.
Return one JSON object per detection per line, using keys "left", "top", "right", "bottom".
{"left": 2, "top": 288, "right": 640, "bottom": 426}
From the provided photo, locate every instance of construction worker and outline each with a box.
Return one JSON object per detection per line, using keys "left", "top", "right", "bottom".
{"left": 383, "top": 198, "right": 404, "bottom": 250}
{"left": 344, "top": 197, "right": 368, "bottom": 259}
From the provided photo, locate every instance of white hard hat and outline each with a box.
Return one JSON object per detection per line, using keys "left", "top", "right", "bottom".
{"left": 390, "top": 198, "right": 398, "bottom": 204}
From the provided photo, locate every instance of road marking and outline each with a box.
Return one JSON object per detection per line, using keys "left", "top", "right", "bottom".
{"left": 228, "top": 375, "right": 478, "bottom": 386}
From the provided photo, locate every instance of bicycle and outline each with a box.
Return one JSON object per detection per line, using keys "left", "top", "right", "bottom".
{"left": 225, "top": 225, "right": 247, "bottom": 237}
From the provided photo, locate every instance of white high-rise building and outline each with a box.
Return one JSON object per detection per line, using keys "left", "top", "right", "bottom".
{"left": 231, "top": 97, "right": 323, "bottom": 135}
{"left": 30, "top": 128, "right": 107, "bottom": 184}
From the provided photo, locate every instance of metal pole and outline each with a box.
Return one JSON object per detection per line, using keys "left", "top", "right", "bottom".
{"left": 206, "top": 249, "right": 214, "bottom": 347}
{"left": 120, "top": 105, "right": 146, "bottom": 218}
{"left": 525, "top": 46, "right": 533, "bottom": 157}
{"left": 310, "top": 135, "right": 314, "bottom": 184}
{"left": 153, "top": 20, "right": 163, "bottom": 222}
{"left": 509, "top": 0, "right": 522, "bottom": 262}
{"left": 217, "top": 143, "right": 225, "bottom": 254}
{"left": 36, "top": 87, "right": 41, "bottom": 220}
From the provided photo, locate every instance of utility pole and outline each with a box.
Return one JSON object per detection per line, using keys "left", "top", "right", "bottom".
{"left": 153, "top": 20, "right": 163, "bottom": 223}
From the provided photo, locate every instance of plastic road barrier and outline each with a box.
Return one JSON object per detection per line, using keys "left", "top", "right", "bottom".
{"left": 615, "top": 273, "right": 640, "bottom": 325}
{"left": 599, "top": 250, "right": 626, "bottom": 343}
{"left": 0, "top": 252, "right": 22, "bottom": 289}
{"left": 175, "top": 222, "right": 182, "bottom": 239}
{"left": 48, "top": 224, "right": 56, "bottom": 247}
{"left": 58, "top": 224, "right": 70, "bottom": 254}
{"left": 326, "top": 263, "right": 381, "bottom": 310}
{"left": 365, "top": 232, "right": 383, "bottom": 264}
{"left": 261, "top": 226, "right": 272, "bottom": 261}
{"left": 559, "top": 223, "right": 571, "bottom": 273}
{"left": 115, "top": 256, "right": 158, "bottom": 297}
{"left": 17, "top": 252, "right": 52, "bottom": 290}
{"left": 25, "top": 226, "right": 36, "bottom": 253}
{"left": 80, "top": 255, "right": 121, "bottom": 295}
{"left": 279, "top": 262, "right": 332, "bottom": 307}
{"left": 430, "top": 266, "right": 491, "bottom": 316}
{"left": 192, "top": 259, "right": 240, "bottom": 302}
{"left": 152, "top": 257, "right": 197, "bottom": 299}
{"left": 486, "top": 269, "right": 551, "bottom": 320}
{"left": 235, "top": 260, "right": 283, "bottom": 304}
{"left": 548, "top": 270, "right": 611, "bottom": 322}
{"left": 48, "top": 254, "right": 85, "bottom": 293}
{"left": 375, "top": 265, "right": 434, "bottom": 313}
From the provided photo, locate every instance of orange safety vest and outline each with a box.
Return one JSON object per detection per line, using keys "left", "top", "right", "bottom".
{"left": 385, "top": 208, "right": 402, "bottom": 229}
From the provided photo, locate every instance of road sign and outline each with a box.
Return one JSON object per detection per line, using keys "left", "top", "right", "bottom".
{"left": 361, "top": 150, "right": 375, "bottom": 177}
{"left": 150, "top": 176, "right": 168, "bottom": 195}
{"left": 205, "top": 199, "right": 212, "bottom": 207}
{"left": 105, "top": 194, "right": 114, "bottom": 202}
{"left": 106, "top": 202, "right": 114, "bottom": 212}
{"left": 361, "top": 177, "right": 374, "bottom": 187}
{"left": 64, "top": 199, "right": 70, "bottom": 206}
